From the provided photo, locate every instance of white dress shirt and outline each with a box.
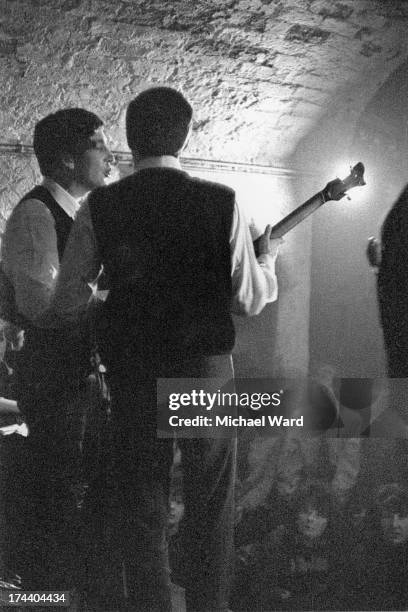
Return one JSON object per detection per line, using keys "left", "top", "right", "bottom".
{"left": 1, "top": 178, "right": 81, "bottom": 322}
{"left": 45, "top": 157, "right": 279, "bottom": 325}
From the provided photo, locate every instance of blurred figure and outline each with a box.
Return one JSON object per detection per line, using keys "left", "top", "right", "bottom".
{"left": 339, "top": 483, "right": 408, "bottom": 610}
{"left": 369, "top": 483, "right": 408, "bottom": 609}
{"left": 276, "top": 376, "right": 361, "bottom": 510}
{"left": 376, "top": 483, "right": 408, "bottom": 546}
{"left": 232, "top": 482, "right": 338, "bottom": 611}
{"left": 373, "top": 186, "right": 408, "bottom": 376}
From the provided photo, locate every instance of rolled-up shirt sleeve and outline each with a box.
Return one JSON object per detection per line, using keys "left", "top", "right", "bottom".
{"left": 230, "top": 201, "right": 278, "bottom": 316}
{"left": 41, "top": 201, "right": 102, "bottom": 326}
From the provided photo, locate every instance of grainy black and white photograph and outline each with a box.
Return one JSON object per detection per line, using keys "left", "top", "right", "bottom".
{"left": 0, "top": 1, "right": 408, "bottom": 610}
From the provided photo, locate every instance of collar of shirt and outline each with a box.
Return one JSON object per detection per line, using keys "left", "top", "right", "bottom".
{"left": 134, "top": 156, "right": 182, "bottom": 171}
{"left": 42, "top": 177, "right": 82, "bottom": 219}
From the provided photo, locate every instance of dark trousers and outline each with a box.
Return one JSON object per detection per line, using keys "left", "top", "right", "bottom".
{"left": 91, "top": 354, "right": 236, "bottom": 611}
{"left": 12, "top": 329, "right": 86, "bottom": 590}
{"left": 12, "top": 434, "right": 81, "bottom": 590}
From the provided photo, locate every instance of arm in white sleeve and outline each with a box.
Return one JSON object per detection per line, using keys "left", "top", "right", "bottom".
{"left": 2, "top": 199, "right": 59, "bottom": 322}
{"left": 230, "top": 201, "right": 278, "bottom": 316}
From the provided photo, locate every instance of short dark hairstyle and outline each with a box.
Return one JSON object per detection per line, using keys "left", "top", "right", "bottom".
{"left": 33, "top": 108, "right": 103, "bottom": 176}
{"left": 126, "top": 87, "right": 193, "bottom": 157}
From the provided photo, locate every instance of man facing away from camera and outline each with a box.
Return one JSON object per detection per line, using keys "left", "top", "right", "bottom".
{"left": 45, "top": 87, "right": 281, "bottom": 611}
{"left": 1, "top": 108, "right": 113, "bottom": 590}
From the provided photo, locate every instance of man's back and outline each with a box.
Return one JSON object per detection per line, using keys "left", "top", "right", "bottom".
{"left": 88, "top": 167, "right": 236, "bottom": 375}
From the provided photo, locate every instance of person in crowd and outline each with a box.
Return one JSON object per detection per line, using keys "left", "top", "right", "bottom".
{"left": 43, "top": 86, "right": 281, "bottom": 611}
{"left": 337, "top": 483, "right": 408, "bottom": 610}
{"left": 233, "top": 481, "right": 337, "bottom": 611}
{"left": 1, "top": 108, "right": 113, "bottom": 590}
{"left": 370, "top": 483, "right": 408, "bottom": 608}
{"left": 236, "top": 374, "right": 361, "bottom": 524}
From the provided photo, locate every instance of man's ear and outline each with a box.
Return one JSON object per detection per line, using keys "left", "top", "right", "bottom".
{"left": 60, "top": 153, "right": 75, "bottom": 171}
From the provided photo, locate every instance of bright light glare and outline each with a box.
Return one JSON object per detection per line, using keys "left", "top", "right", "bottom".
{"left": 330, "top": 160, "right": 371, "bottom": 205}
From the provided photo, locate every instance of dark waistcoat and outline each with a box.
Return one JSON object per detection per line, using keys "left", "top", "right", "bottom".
{"left": 20, "top": 185, "right": 73, "bottom": 260}
{"left": 88, "top": 167, "right": 235, "bottom": 374}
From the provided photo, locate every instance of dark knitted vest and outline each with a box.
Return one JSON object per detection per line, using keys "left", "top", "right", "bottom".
{"left": 88, "top": 167, "right": 235, "bottom": 376}
{"left": 20, "top": 185, "right": 73, "bottom": 260}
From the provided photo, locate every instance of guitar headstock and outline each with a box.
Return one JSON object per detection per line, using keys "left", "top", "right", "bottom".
{"left": 323, "top": 162, "right": 366, "bottom": 202}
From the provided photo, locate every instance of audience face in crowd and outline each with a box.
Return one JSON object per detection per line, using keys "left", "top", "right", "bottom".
{"left": 343, "top": 495, "right": 368, "bottom": 531}
{"left": 168, "top": 496, "right": 184, "bottom": 537}
{"left": 292, "top": 483, "right": 331, "bottom": 545}
{"left": 277, "top": 477, "right": 299, "bottom": 502}
{"left": 380, "top": 509, "right": 408, "bottom": 545}
{"left": 297, "top": 503, "right": 328, "bottom": 541}
{"left": 375, "top": 483, "right": 408, "bottom": 546}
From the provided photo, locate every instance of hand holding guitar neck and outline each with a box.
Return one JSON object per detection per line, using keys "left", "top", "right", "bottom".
{"left": 257, "top": 224, "right": 283, "bottom": 258}
{"left": 253, "top": 162, "right": 366, "bottom": 255}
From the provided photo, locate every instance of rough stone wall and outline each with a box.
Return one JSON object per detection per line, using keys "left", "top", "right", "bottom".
{"left": 0, "top": 153, "right": 40, "bottom": 229}
{"left": 0, "top": 0, "right": 407, "bottom": 166}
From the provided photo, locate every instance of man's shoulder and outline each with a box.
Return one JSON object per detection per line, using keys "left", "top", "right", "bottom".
{"left": 383, "top": 184, "right": 408, "bottom": 225}
{"left": 16, "top": 185, "right": 55, "bottom": 211}
{"left": 187, "top": 174, "right": 235, "bottom": 199}
{"left": 6, "top": 189, "right": 53, "bottom": 227}
{"left": 88, "top": 173, "right": 236, "bottom": 204}
{"left": 87, "top": 175, "right": 135, "bottom": 204}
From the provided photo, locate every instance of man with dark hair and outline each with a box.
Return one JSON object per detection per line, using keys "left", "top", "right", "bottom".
{"left": 126, "top": 86, "right": 193, "bottom": 157}
{"left": 3, "top": 108, "right": 112, "bottom": 324}
{"left": 365, "top": 483, "right": 408, "bottom": 608}
{"left": 1, "top": 108, "right": 113, "bottom": 591}
{"left": 46, "top": 87, "right": 280, "bottom": 611}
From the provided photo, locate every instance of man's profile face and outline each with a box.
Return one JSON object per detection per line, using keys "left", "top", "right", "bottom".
{"left": 73, "top": 127, "right": 113, "bottom": 191}
{"left": 381, "top": 510, "right": 408, "bottom": 545}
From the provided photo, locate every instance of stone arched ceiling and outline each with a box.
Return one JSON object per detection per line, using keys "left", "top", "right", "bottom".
{"left": 1, "top": 0, "right": 408, "bottom": 165}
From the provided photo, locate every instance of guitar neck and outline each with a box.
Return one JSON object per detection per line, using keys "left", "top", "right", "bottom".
{"left": 252, "top": 162, "right": 365, "bottom": 253}
{"left": 252, "top": 190, "right": 325, "bottom": 255}
{"left": 269, "top": 191, "right": 325, "bottom": 239}
{"left": 254, "top": 162, "right": 365, "bottom": 255}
